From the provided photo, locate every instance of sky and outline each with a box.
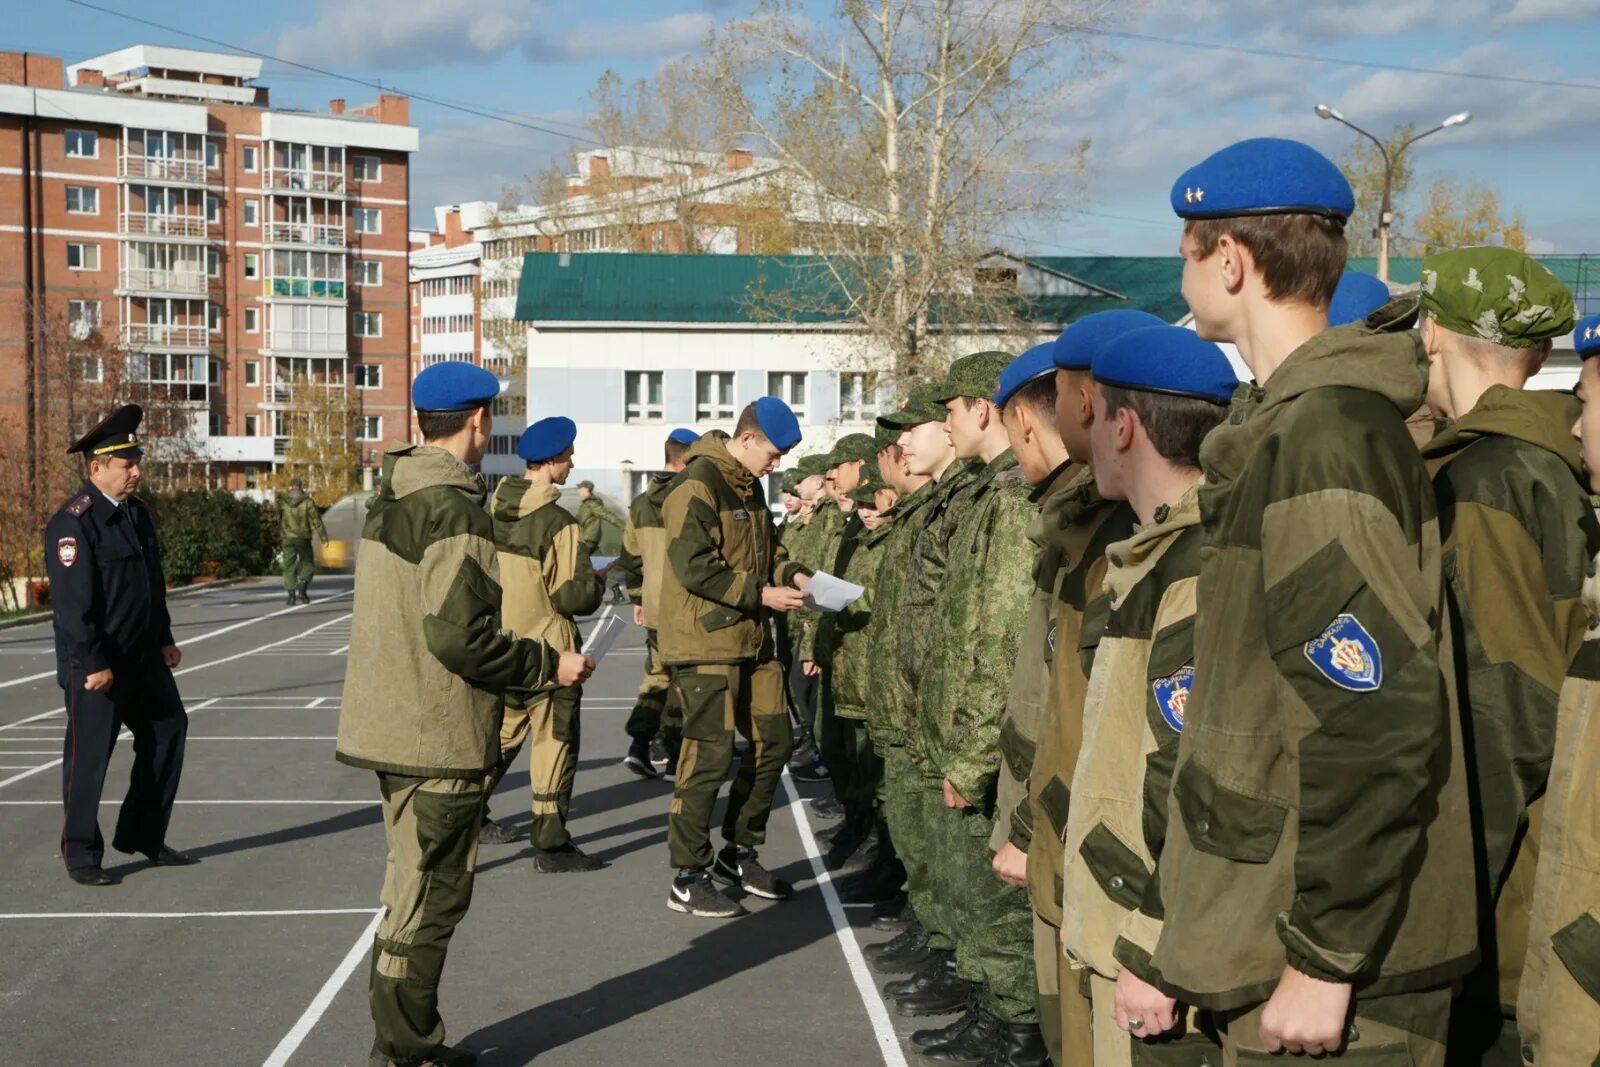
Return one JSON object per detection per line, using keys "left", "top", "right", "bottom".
{"left": 15, "top": 0, "right": 1600, "bottom": 257}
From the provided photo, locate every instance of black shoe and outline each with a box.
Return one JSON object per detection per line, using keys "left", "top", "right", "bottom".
{"left": 477, "top": 819, "right": 520, "bottom": 845}
{"left": 912, "top": 1001, "right": 984, "bottom": 1049}
{"left": 623, "top": 739, "right": 660, "bottom": 779}
{"left": 982, "top": 1021, "right": 1048, "bottom": 1067}
{"left": 835, "top": 864, "right": 903, "bottom": 904}
{"left": 809, "top": 794, "right": 846, "bottom": 819}
{"left": 893, "top": 957, "right": 976, "bottom": 1017}
{"left": 867, "top": 927, "right": 934, "bottom": 974}
{"left": 533, "top": 843, "right": 603, "bottom": 873}
{"left": 922, "top": 1006, "right": 1004, "bottom": 1063}
{"left": 146, "top": 846, "right": 197, "bottom": 866}
{"left": 66, "top": 864, "right": 115, "bottom": 886}
{"left": 823, "top": 821, "right": 873, "bottom": 870}
{"left": 648, "top": 737, "right": 670, "bottom": 767}
{"left": 297, "top": 583, "right": 312, "bottom": 604}
{"left": 287, "top": 588, "right": 298, "bottom": 605}
{"left": 871, "top": 894, "right": 912, "bottom": 928}
{"left": 863, "top": 921, "right": 924, "bottom": 960}
{"left": 711, "top": 845, "right": 793, "bottom": 900}
{"left": 788, "top": 738, "right": 818, "bottom": 770}
{"left": 790, "top": 757, "right": 831, "bottom": 783}
{"left": 883, "top": 950, "right": 951, "bottom": 997}
{"left": 668, "top": 869, "right": 747, "bottom": 918}
{"left": 369, "top": 1041, "right": 477, "bottom": 1067}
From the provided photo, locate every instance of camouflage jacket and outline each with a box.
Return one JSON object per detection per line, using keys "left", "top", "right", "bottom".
{"left": 1517, "top": 543, "right": 1600, "bottom": 1067}
{"left": 1061, "top": 483, "right": 1204, "bottom": 982}
{"left": 798, "top": 505, "right": 857, "bottom": 661}
{"left": 861, "top": 480, "right": 939, "bottom": 745}
{"left": 919, "top": 449, "right": 1036, "bottom": 805}
{"left": 1153, "top": 311, "right": 1477, "bottom": 1009}
{"left": 792, "top": 500, "right": 844, "bottom": 658}
{"left": 1422, "top": 386, "right": 1599, "bottom": 1007}
{"left": 577, "top": 496, "right": 624, "bottom": 556}
{"left": 1027, "top": 468, "right": 1136, "bottom": 925}
{"left": 815, "top": 517, "right": 895, "bottom": 719}
{"left": 278, "top": 490, "right": 325, "bottom": 541}
{"left": 336, "top": 445, "right": 556, "bottom": 779}
{"left": 617, "top": 472, "right": 674, "bottom": 628}
{"left": 657, "top": 435, "right": 807, "bottom": 666}
{"left": 993, "top": 460, "right": 1078, "bottom": 853}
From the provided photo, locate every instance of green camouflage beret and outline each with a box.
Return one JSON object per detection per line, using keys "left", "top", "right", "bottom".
{"left": 877, "top": 382, "right": 949, "bottom": 430}
{"left": 930, "top": 351, "right": 1012, "bottom": 404}
{"left": 847, "top": 465, "right": 887, "bottom": 505}
{"left": 827, "top": 433, "right": 878, "bottom": 467}
{"left": 1419, "top": 247, "right": 1575, "bottom": 349}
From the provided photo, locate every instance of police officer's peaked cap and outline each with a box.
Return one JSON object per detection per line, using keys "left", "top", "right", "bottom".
{"left": 1328, "top": 271, "right": 1393, "bottom": 327}
{"left": 1052, "top": 310, "right": 1168, "bottom": 371}
{"left": 667, "top": 427, "right": 700, "bottom": 445}
{"left": 518, "top": 416, "right": 577, "bottom": 464}
{"left": 1576, "top": 313, "right": 1600, "bottom": 359}
{"left": 827, "top": 433, "right": 879, "bottom": 468}
{"left": 1171, "top": 138, "right": 1354, "bottom": 223}
{"left": 412, "top": 361, "right": 502, "bottom": 413}
{"left": 994, "top": 344, "right": 1057, "bottom": 407}
{"left": 69, "top": 403, "right": 144, "bottom": 458}
{"left": 877, "top": 383, "right": 948, "bottom": 430}
{"left": 931, "top": 351, "right": 1012, "bottom": 405}
{"left": 753, "top": 396, "right": 802, "bottom": 451}
{"left": 1092, "top": 326, "right": 1239, "bottom": 405}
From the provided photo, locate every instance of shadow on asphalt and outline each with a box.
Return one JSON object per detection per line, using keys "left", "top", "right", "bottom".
{"left": 187, "top": 804, "right": 384, "bottom": 861}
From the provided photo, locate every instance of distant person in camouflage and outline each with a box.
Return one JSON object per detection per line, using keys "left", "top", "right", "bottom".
{"left": 277, "top": 477, "right": 325, "bottom": 605}
{"left": 575, "top": 480, "right": 624, "bottom": 555}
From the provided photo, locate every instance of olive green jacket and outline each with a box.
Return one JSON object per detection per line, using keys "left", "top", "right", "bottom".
{"left": 577, "top": 495, "right": 624, "bottom": 556}
{"left": 1423, "top": 386, "right": 1599, "bottom": 1007}
{"left": 792, "top": 499, "right": 844, "bottom": 660}
{"left": 798, "top": 504, "right": 857, "bottom": 662}
{"left": 336, "top": 445, "right": 557, "bottom": 779}
{"left": 657, "top": 435, "right": 808, "bottom": 666}
{"left": 1518, "top": 544, "right": 1600, "bottom": 1067}
{"left": 1027, "top": 468, "right": 1136, "bottom": 926}
{"left": 862, "top": 480, "right": 938, "bottom": 746}
{"left": 617, "top": 472, "right": 674, "bottom": 628}
{"left": 919, "top": 450, "right": 1036, "bottom": 805}
{"left": 1061, "top": 483, "right": 1204, "bottom": 982}
{"left": 993, "top": 460, "right": 1078, "bottom": 853}
{"left": 278, "top": 490, "right": 325, "bottom": 541}
{"left": 1153, "top": 312, "right": 1477, "bottom": 1009}
{"left": 815, "top": 517, "right": 894, "bottom": 719}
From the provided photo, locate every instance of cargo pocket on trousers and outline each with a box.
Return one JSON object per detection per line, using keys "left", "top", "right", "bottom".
{"left": 675, "top": 672, "right": 730, "bottom": 743}
{"left": 1173, "top": 758, "right": 1286, "bottom": 864}
{"left": 1078, "top": 822, "right": 1151, "bottom": 912}
{"left": 414, "top": 788, "right": 484, "bottom": 873}
{"left": 1552, "top": 911, "right": 1600, "bottom": 1005}
{"left": 550, "top": 686, "right": 581, "bottom": 744}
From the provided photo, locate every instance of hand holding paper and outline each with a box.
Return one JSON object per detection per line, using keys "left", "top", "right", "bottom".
{"left": 801, "top": 571, "right": 864, "bottom": 613}
{"left": 581, "top": 612, "right": 628, "bottom": 663}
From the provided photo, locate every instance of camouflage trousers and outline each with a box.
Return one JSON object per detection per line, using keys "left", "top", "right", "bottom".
{"left": 282, "top": 537, "right": 315, "bottom": 588}
{"left": 624, "top": 629, "right": 676, "bottom": 743}
{"left": 369, "top": 773, "right": 486, "bottom": 1061}
{"left": 818, "top": 689, "right": 882, "bottom": 813}
{"left": 882, "top": 744, "right": 955, "bottom": 952}
{"left": 489, "top": 687, "right": 581, "bottom": 850}
{"left": 1219, "top": 986, "right": 1450, "bottom": 1066}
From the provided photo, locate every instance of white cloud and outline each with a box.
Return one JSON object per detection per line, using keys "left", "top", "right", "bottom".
{"left": 278, "top": 0, "right": 545, "bottom": 69}
{"left": 554, "top": 12, "right": 715, "bottom": 59}
{"left": 1497, "top": 0, "right": 1600, "bottom": 26}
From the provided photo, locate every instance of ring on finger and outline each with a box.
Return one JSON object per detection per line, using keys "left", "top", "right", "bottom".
{"left": 1127, "top": 1017, "right": 1144, "bottom": 1030}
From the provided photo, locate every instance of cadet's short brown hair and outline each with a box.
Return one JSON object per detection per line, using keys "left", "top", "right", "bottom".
{"left": 733, "top": 402, "right": 767, "bottom": 442}
{"left": 1184, "top": 214, "right": 1347, "bottom": 308}
{"left": 417, "top": 404, "right": 487, "bottom": 442}
{"left": 664, "top": 438, "right": 691, "bottom": 465}
{"left": 1002, "top": 374, "right": 1058, "bottom": 419}
{"left": 1099, "top": 384, "right": 1227, "bottom": 470}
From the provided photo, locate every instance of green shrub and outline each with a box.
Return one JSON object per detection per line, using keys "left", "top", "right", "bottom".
{"left": 143, "top": 491, "right": 276, "bottom": 585}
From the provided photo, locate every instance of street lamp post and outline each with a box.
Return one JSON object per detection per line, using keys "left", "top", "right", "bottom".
{"left": 1314, "top": 104, "right": 1471, "bottom": 282}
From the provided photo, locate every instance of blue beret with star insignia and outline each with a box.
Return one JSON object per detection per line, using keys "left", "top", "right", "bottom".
{"left": 517, "top": 416, "right": 577, "bottom": 463}
{"left": 1091, "top": 325, "right": 1239, "bottom": 405}
{"left": 1171, "top": 138, "right": 1354, "bottom": 223}
{"left": 1328, "top": 271, "right": 1393, "bottom": 327}
{"left": 1051, "top": 309, "right": 1168, "bottom": 371}
{"left": 412, "top": 360, "right": 503, "bottom": 413}
{"left": 994, "top": 343, "right": 1057, "bottom": 407}
{"left": 1577, "top": 313, "right": 1600, "bottom": 359}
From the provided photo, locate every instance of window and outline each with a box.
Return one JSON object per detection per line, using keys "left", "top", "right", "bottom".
{"left": 354, "top": 208, "right": 381, "bottom": 234}
{"left": 357, "top": 416, "right": 382, "bottom": 441}
{"left": 352, "top": 155, "right": 381, "bottom": 181}
{"left": 81, "top": 356, "right": 103, "bottom": 383}
{"left": 768, "top": 371, "right": 808, "bottom": 419}
{"left": 205, "top": 140, "right": 219, "bottom": 170}
{"left": 412, "top": 288, "right": 419, "bottom": 306}
{"left": 208, "top": 304, "right": 222, "bottom": 333}
{"left": 207, "top": 248, "right": 221, "bottom": 278}
{"left": 243, "top": 199, "right": 259, "bottom": 227}
{"left": 839, "top": 372, "right": 874, "bottom": 422}
{"left": 208, "top": 412, "right": 223, "bottom": 437}
{"left": 65, "top": 129, "right": 97, "bottom": 158}
{"left": 66, "top": 242, "right": 99, "bottom": 271}
{"left": 244, "top": 414, "right": 260, "bottom": 436}
{"left": 206, "top": 194, "right": 220, "bottom": 225}
{"left": 353, "top": 311, "right": 382, "bottom": 338}
{"left": 625, "top": 371, "right": 664, "bottom": 422}
{"left": 354, "top": 260, "right": 381, "bottom": 287}
{"left": 245, "top": 360, "right": 260, "bottom": 386}
{"left": 354, "top": 363, "right": 381, "bottom": 389}
{"left": 68, "top": 300, "right": 102, "bottom": 328}
{"left": 245, "top": 467, "right": 259, "bottom": 490}
{"left": 241, "top": 145, "right": 257, "bottom": 172}
{"left": 488, "top": 434, "right": 519, "bottom": 456}
{"left": 696, "top": 371, "right": 735, "bottom": 421}
{"left": 244, "top": 307, "right": 259, "bottom": 334}
{"left": 243, "top": 253, "right": 259, "bottom": 280}
{"left": 65, "top": 185, "right": 99, "bottom": 215}
{"left": 492, "top": 394, "right": 526, "bottom": 418}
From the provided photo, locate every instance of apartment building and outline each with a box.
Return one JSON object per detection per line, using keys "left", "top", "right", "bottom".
{"left": 0, "top": 45, "right": 419, "bottom": 492}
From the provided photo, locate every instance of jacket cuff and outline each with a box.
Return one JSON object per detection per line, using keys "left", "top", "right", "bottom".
{"left": 1276, "top": 913, "right": 1366, "bottom": 984}
{"left": 77, "top": 648, "right": 111, "bottom": 674}
{"left": 947, "top": 768, "right": 996, "bottom": 811}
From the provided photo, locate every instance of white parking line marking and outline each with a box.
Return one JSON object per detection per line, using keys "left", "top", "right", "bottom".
{"left": 261, "top": 909, "right": 385, "bottom": 1067}
{"left": 0, "top": 799, "right": 376, "bottom": 806}
{"left": 0, "top": 908, "right": 381, "bottom": 920}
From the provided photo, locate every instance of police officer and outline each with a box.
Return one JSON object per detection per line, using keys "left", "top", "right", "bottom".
{"left": 277, "top": 476, "right": 326, "bottom": 605}
{"left": 44, "top": 404, "right": 195, "bottom": 887}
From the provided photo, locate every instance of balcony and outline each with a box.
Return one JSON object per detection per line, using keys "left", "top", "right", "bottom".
{"left": 118, "top": 153, "right": 207, "bottom": 184}
{"left": 266, "top": 222, "right": 346, "bottom": 248}
{"left": 264, "top": 168, "right": 346, "bottom": 198}
{"left": 119, "top": 211, "right": 208, "bottom": 241}
{"left": 118, "top": 267, "right": 209, "bottom": 297}
{"left": 264, "top": 329, "right": 347, "bottom": 355}
{"left": 263, "top": 378, "right": 347, "bottom": 408}
{"left": 265, "top": 276, "right": 347, "bottom": 301}
{"left": 123, "top": 322, "right": 210, "bottom": 351}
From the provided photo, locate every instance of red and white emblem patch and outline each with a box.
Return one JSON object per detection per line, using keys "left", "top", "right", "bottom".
{"left": 57, "top": 537, "right": 78, "bottom": 567}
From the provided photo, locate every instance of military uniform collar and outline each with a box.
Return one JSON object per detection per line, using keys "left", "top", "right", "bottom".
{"left": 1102, "top": 480, "right": 1203, "bottom": 608}
{"left": 1029, "top": 458, "right": 1077, "bottom": 505}
{"left": 1421, "top": 385, "right": 1585, "bottom": 480}
{"left": 91, "top": 485, "right": 126, "bottom": 519}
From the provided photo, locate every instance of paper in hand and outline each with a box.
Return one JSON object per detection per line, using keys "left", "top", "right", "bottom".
{"left": 802, "top": 571, "right": 865, "bottom": 613}
{"left": 581, "top": 612, "right": 627, "bottom": 663}
{"left": 591, "top": 555, "right": 620, "bottom": 575}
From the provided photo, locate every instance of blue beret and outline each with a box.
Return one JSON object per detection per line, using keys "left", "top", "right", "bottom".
{"left": 753, "top": 396, "right": 802, "bottom": 451}
{"left": 518, "top": 416, "right": 577, "bottom": 463}
{"left": 1092, "top": 326, "right": 1239, "bottom": 405}
{"left": 994, "top": 344, "right": 1057, "bottom": 407}
{"left": 1171, "top": 138, "right": 1354, "bottom": 223}
{"left": 1577, "top": 313, "right": 1600, "bottom": 359}
{"left": 1328, "top": 271, "right": 1392, "bottom": 327}
{"left": 1052, "top": 310, "right": 1168, "bottom": 371}
{"left": 667, "top": 427, "right": 701, "bottom": 445}
{"left": 412, "top": 361, "right": 501, "bottom": 413}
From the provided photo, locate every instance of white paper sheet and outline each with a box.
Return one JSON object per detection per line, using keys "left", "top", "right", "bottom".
{"left": 581, "top": 612, "right": 627, "bottom": 662}
{"left": 590, "top": 555, "right": 619, "bottom": 574}
{"left": 802, "top": 571, "right": 865, "bottom": 613}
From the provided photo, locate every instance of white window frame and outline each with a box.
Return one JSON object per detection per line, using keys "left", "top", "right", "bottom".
{"left": 244, "top": 413, "right": 261, "bottom": 436}
{"left": 356, "top": 415, "right": 382, "bottom": 441}
{"left": 768, "top": 371, "right": 808, "bottom": 419}
{"left": 354, "top": 259, "right": 382, "bottom": 287}
{"left": 696, "top": 371, "right": 736, "bottom": 422}
{"left": 839, "top": 371, "right": 873, "bottom": 422}
{"left": 205, "top": 139, "right": 219, "bottom": 170}
{"left": 65, "top": 185, "right": 99, "bottom": 215}
{"left": 82, "top": 356, "right": 104, "bottom": 383}
{"left": 243, "top": 253, "right": 259, "bottom": 280}
{"left": 243, "top": 199, "right": 259, "bottom": 227}
{"left": 207, "top": 248, "right": 221, "bottom": 278}
{"left": 68, "top": 299, "right": 102, "bottom": 328}
{"left": 353, "top": 311, "right": 382, "bottom": 338}
{"left": 241, "top": 144, "right": 257, "bottom": 172}
{"left": 354, "top": 363, "right": 382, "bottom": 389}
{"left": 354, "top": 207, "right": 382, "bottom": 235}
{"left": 244, "top": 307, "right": 259, "bottom": 334}
{"left": 624, "top": 370, "right": 664, "bottom": 423}
{"left": 65, "top": 129, "right": 98, "bottom": 159}
{"left": 206, "top": 194, "right": 220, "bottom": 225}
{"left": 245, "top": 360, "right": 260, "bottom": 386}
{"left": 208, "top": 304, "right": 222, "bottom": 334}
{"left": 66, "top": 242, "right": 99, "bottom": 271}
{"left": 352, "top": 155, "right": 381, "bottom": 182}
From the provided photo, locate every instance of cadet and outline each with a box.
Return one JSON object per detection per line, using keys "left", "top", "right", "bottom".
{"left": 574, "top": 479, "right": 624, "bottom": 556}
{"left": 1518, "top": 313, "right": 1600, "bottom": 1067}
{"left": 1022, "top": 310, "right": 1152, "bottom": 1066}
{"left": 277, "top": 476, "right": 326, "bottom": 605}
{"left": 1327, "top": 269, "right": 1392, "bottom": 328}
{"left": 1413, "top": 249, "right": 1590, "bottom": 1063}
{"left": 337, "top": 362, "right": 594, "bottom": 1067}
{"left": 1152, "top": 138, "right": 1475, "bottom": 1061}
{"left": 658, "top": 397, "right": 811, "bottom": 918}
{"left": 479, "top": 416, "right": 607, "bottom": 872}
{"left": 44, "top": 404, "right": 194, "bottom": 887}
{"left": 786, "top": 453, "right": 836, "bottom": 780}
{"left": 1058, "top": 326, "right": 1235, "bottom": 1066}
{"left": 616, "top": 427, "right": 700, "bottom": 780}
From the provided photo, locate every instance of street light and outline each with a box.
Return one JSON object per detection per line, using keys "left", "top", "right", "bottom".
{"left": 1315, "top": 104, "right": 1472, "bottom": 281}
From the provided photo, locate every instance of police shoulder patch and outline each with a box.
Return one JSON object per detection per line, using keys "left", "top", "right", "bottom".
{"left": 1303, "top": 613, "right": 1383, "bottom": 692}
{"left": 1151, "top": 665, "right": 1194, "bottom": 733}
{"left": 57, "top": 537, "right": 79, "bottom": 567}
{"left": 65, "top": 493, "right": 92, "bottom": 517}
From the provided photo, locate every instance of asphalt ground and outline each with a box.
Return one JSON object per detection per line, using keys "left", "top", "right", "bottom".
{"left": 0, "top": 577, "right": 934, "bottom": 1067}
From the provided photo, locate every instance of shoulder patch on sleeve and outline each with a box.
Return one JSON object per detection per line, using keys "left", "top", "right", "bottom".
{"left": 1303, "top": 613, "right": 1383, "bottom": 692}
{"left": 1151, "top": 665, "right": 1193, "bottom": 732}
{"left": 65, "top": 494, "right": 92, "bottom": 517}
{"left": 57, "top": 536, "right": 79, "bottom": 567}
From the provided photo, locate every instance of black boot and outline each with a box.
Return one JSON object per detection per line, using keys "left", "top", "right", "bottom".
{"left": 986, "top": 1020, "right": 1048, "bottom": 1067}
{"left": 911, "top": 998, "right": 982, "bottom": 1049}
{"left": 871, "top": 893, "right": 912, "bottom": 928}
{"left": 286, "top": 586, "right": 297, "bottom": 605}
{"left": 922, "top": 1006, "right": 1004, "bottom": 1063}
{"left": 822, "top": 810, "right": 873, "bottom": 870}
{"left": 883, "top": 950, "right": 951, "bottom": 997}
{"left": 893, "top": 956, "right": 978, "bottom": 1017}
{"left": 296, "top": 581, "right": 312, "bottom": 604}
{"left": 835, "top": 857, "right": 905, "bottom": 904}
{"left": 867, "top": 925, "right": 933, "bottom": 974}
{"left": 863, "top": 921, "right": 924, "bottom": 961}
